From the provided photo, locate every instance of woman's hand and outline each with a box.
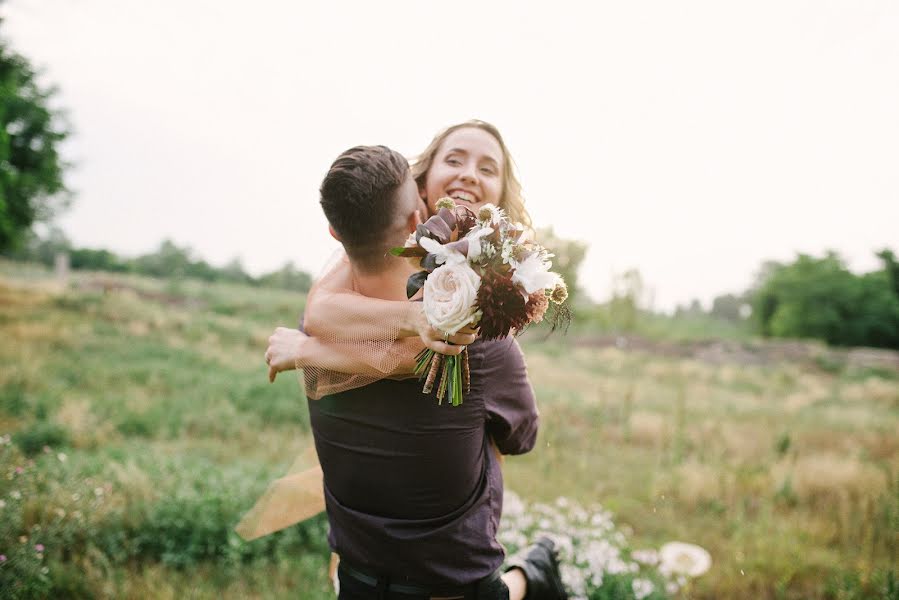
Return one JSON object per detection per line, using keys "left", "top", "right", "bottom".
{"left": 411, "top": 304, "right": 477, "bottom": 355}
{"left": 265, "top": 327, "right": 308, "bottom": 382}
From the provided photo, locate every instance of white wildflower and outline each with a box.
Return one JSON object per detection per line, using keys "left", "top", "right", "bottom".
{"left": 503, "top": 491, "right": 525, "bottom": 517}
{"left": 463, "top": 226, "right": 494, "bottom": 262}
{"left": 477, "top": 203, "right": 505, "bottom": 226}
{"left": 560, "top": 564, "right": 586, "bottom": 596}
{"left": 511, "top": 251, "right": 562, "bottom": 295}
{"left": 632, "top": 578, "right": 654, "bottom": 600}
{"left": 631, "top": 549, "right": 659, "bottom": 565}
{"left": 419, "top": 236, "right": 466, "bottom": 266}
{"left": 659, "top": 541, "right": 712, "bottom": 577}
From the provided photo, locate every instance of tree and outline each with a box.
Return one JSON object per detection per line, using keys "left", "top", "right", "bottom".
{"left": 710, "top": 293, "right": 751, "bottom": 322}
{"left": 751, "top": 250, "right": 899, "bottom": 348}
{"left": 132, "top": 239, "right": 194, "bottom": 278}
{"left": 0, "top": 38, "right": 70, "bottom": 252}
{"left": 258, "top": 261, "right": 313, "bottom": 292}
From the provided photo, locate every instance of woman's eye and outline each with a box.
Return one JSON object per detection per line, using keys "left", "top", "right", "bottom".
{"left": 447, "top": 158, "right": 462, "bottom": 166}
{"left": 480, "top": 167, "right": 496, "bottom": 175}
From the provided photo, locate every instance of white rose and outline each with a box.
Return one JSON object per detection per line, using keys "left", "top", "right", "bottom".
{"left": 423, "top": 262, "right": 482, "bottom": 334}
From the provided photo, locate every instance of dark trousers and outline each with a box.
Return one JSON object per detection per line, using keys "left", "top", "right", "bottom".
{"left": 337, "top": 564, "right": 509, "bottom": 600}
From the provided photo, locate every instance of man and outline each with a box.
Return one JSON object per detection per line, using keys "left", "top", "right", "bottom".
{"left": 268, "top": 145, "right": 567, "bottom": 600}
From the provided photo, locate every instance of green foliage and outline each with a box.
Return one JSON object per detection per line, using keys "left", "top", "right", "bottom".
{"left": 752, "top": 250, "right": 899, "bottom": 349}
{"left": 7, "top": 232, "right": 314, "bottom": 292}
{"left": 709, "top": 292, "right": 751, "bottom": 322}
{"left": 12, "top": 422, "right": 70, "bottom": 456}
{"left": 0, "top": 376, "right": 27, "bottom": 416}
{"left": 256, "top": 260, "right": 313, "bottom": 293}
{"left": 0, "top": 41, "right": 70, "bottom": 252}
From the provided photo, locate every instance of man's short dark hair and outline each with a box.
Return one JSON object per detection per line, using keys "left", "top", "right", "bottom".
{"left": 320, "top": 145, "right": 410, "bottom": 269}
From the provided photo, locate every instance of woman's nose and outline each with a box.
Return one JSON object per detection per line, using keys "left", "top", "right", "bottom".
{"left": 459, "top": 164, "right": 478, "bottom": 184}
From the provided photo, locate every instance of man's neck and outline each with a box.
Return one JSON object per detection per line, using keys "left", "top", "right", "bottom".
{"left": 350, "top": 262, "right": 418, "bottom": 301}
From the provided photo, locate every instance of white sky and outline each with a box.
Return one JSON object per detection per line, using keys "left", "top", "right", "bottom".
{"left": 3, "top": 0, "right": 898, "bottom": 310}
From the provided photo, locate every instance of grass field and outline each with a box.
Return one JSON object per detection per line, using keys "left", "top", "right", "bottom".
{"left": 1, "top": 260, "right": 897, "bottom": 599}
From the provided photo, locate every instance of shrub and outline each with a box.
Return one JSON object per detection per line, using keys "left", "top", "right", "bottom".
{"left": 13, "top": 423, "right": 70, "bottom": 456}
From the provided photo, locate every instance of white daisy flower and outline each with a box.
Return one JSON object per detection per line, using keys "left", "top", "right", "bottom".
{"left": 659, "top": 541, "right": 712, "bottom": 577}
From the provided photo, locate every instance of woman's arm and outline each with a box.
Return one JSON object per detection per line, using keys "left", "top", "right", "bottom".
{"left": 303, "top": 258, "right": 474, "bottom": 355}
{"left": 266, "top": 327, "right": 418, "bottom": 382}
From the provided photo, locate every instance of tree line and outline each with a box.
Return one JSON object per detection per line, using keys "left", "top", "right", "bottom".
{"left": 4, "top": 228, "right": 313, "bottom": 292}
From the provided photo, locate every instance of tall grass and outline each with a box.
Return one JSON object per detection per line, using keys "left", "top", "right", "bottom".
{"left": 1, "top": 259, "right": 897, "bottom": 599}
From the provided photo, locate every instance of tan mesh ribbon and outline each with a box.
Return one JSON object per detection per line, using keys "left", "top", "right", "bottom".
{"left": 237, "top": 252, "right": 425, "bottom": 540}
{"left": 234, "top": 445, "right": 325, "bottom": 540}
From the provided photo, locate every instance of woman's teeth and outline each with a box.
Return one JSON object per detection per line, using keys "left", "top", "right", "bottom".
{"left": 451, "top": 191, "right": 476, "bottom": 203}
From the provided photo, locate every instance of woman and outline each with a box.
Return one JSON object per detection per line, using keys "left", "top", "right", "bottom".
{"left": 265, "top": 119, "right": 533, "bottom": 383}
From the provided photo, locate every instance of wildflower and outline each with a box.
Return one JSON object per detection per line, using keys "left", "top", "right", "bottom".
{"left": 57, "top": 452, "right": 67, "bottom": 462}
{"left": 419, "top": 236, "right": 467, "bottom": 267}
{"left": 560, "top": 564, "right": 586, "bottom": 596}
{"left": 0, "top": 499, "right": 5, "bottom": 509}
{"left": 435, "top": 197, "right": 456, "bottom": 211}
{"left": 55, "top": 508, "right": 66, "bottom": 518}
{"left": 525, "top": 290, "right": 549, "bottom": 323}
{"left": 19, "top": 536, "right": 26, "bottom": 544}
{"left": 10, "top": 490, "right": 21, "bottom": 500}
{"left": 477, "top": 204, "right": 504, "bottom": 225}
{"left": 0, "top": 555, "right": 5, "bottom": 562}
{"left": 550, "top": 281, "right": 569, "bottom": 304}
{"left": 659, "top": 541, "right": 712, "bottom": 577}
{"left": 512, "top": 252, "right": 562, "bottom": 295}
{"left": 41, "top": 567, "right": 49, "bottom": 575}
{"left": 462, "top": 225, "right": 494, "bottom": 262}
{"left": 631, "top": 549, "right": 659, "bottom": 565}
{"left": 503, "top": 491, "right": 525, "bottom": 517}
{"left": 632, "top": 578, "right": 654, "bottom": 600}
{"left": 35, "top": 544, "right": 44, "bottom": 552}
{"left": 42, "top": 445, "right": 50, "bottom": 454}
{"left": 94, "top": 487, "right": 104, "bottom": 497}
{"left": 15, "top": 467, "right": 23, "bottom": 475}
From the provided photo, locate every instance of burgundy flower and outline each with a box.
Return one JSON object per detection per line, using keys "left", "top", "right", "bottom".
{"left": 476, "top": 271, "right": 529, "bottom": 340}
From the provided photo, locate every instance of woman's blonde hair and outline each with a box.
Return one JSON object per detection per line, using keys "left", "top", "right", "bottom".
{"left": 410, "top": 120, "right": 532, "bottom": 229}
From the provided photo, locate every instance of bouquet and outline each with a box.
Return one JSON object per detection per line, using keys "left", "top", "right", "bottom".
{"left": 391, "top": 198, "right": 570, "bottom": 405}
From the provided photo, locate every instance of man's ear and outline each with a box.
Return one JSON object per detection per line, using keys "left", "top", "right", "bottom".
{"left": 328, "top": 225, "right": 342, "bottom": 241}
{"left": 407, "top": 208, "right": 423, "bottom": 233}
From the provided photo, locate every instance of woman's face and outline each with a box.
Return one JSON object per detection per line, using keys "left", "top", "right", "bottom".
{"left": 422, "top": 127, "right": 504, "bottom": 215}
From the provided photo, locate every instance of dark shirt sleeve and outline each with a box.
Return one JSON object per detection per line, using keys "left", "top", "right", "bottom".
{"left": 480, "top": 337, "right": 539, "bottom": 455}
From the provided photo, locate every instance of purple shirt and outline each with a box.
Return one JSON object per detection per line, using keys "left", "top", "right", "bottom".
{"left": 308, "top": 336, "right": 538, "bottom": 586}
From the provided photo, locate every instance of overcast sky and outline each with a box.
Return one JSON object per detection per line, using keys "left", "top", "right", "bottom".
{"left": 3, "top": 0, "right": 898, "bottom": 310}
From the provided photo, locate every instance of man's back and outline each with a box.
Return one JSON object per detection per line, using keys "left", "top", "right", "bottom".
{"left": 309, "top": 336, "right": 538, "bottom": 587}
